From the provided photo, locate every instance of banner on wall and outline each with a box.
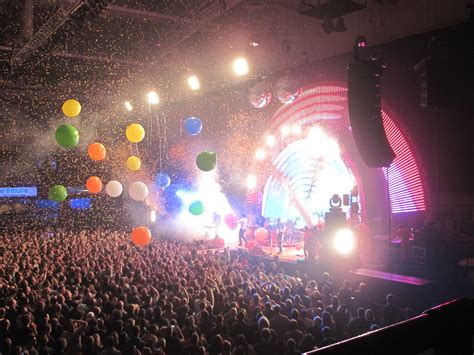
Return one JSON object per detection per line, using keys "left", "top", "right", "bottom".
{"left": 0, "top": 186, "right": 38, "bottom": 198}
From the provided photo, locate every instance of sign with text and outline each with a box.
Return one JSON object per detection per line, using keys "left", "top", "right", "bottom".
{"left": 0, "top": 186, "right": 38, "bottom": 198}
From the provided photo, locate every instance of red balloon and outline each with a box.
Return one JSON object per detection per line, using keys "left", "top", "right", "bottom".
{"left": 131, "top": 226, "right": 152, "bottom": 247}
{"left": 254, "top": 227, "right": 268, "bottom": 243}
{"left": 224, "top": 213, "right": 238, "bottom": 230}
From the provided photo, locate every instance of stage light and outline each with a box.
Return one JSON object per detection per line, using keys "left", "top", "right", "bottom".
{"left": 334, "top": 17, "right": 347, "bottom": 32}
{"left": 309, "top": 126, "right": 323, "bottom": 139}
{"left": 321, "top": 18, "right": 334, "bottom": 34}
{"left": 326, "top": 139, "right": 340, "bottom": 156}
{"left": 265, "top": 135, "right": 276, "bottom": 147}
{"left": 334, "top": 229, "right": 355, "bottom": 255}
{"left": 150, "top": 210, "right": 156, "bottom": 222}
{"left": 255, "top": 149, "right": 266, "bottom": 161}
{"left": 247, "top": 174, "right": 257, "bottom": 190}
{"left": 250, "top": 41, "right": 259, "bottom": 47}
{"left": 281, "top": 125, "right": 290, "bottom": 137}
{"left": 147, "top": 91, "right": 159, "bottom": 105}
{"left": 355, "top": 35, "right": 367, "bottom": 47}
{"left": 292, "top": 125, "right": 302, "bottom": 135}
{"left": 124, "top": 101, "right": 133, "bottom": 111}
{"left": 232, "top": 57, "right": 249, "bottom": 76}
{"left": 187, "top": 75, "right": 200, "bottom": 91}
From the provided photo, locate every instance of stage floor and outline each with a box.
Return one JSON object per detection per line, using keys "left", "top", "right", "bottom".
{"left": 228, "top": 241, "right": 307, "bottom": 263}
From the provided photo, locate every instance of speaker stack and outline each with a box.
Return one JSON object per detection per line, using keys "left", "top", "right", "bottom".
{"left": 348, "top": 58, "right": 395, "bottom": 167}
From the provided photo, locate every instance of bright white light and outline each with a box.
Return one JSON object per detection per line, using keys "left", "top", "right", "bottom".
{"left": 309, "top": 126, "right": 323, "bottom": 139}
{"left": 281, "top": 125, "right": 290, "bottom": 137}
{"left": 124, "top": 101, "right": 133, "bottom": 111}
{"left": 255, "top": 149, "right": 266, "bottom": 161}
{"left": 232, "top": 57, "right": 249, "bottom": 76}
{"left": 250, "top": 41, "right": 259, "bottom": 47}
{"left": 247, "top": 174, "right": 257, "bottom": 190}
{"left": 265, "top": 135, "right": 276, "bottom": 147}
{"left": 147, "top": 91, "right": 159, "bottom": 105}
{"left": 187, "top": 75, "right": 200, "bottom": 91}
{"left": 325, "top": 139, "right": 340, "bottom": 157}
{"left": 292, "top": 126, "right": 302, "bottom": 135}
{"left": 334, "top": 229, "right": 355, "bottom": 255}
{"left": 150, "top": 210, "right": 156, "bottom": 222}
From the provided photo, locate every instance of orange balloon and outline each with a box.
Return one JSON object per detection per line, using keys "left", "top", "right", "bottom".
{"left": 131, "top": 226, "right": 152, "bottom": 246}
{"left": 88, "top": 143, "right": 106, "bottom": 161}
{"left": 86, "top": 176, "right": 103, "bottom": 194}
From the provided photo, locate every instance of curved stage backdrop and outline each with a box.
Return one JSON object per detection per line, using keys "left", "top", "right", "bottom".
{"left": 247, "top": 82, "right": 428, "bottom": 232}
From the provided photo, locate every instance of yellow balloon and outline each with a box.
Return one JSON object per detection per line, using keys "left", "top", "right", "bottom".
{"left": 127, "top": 156, "right": 141, "bottom": 171}
{"left": 62, "top": 99, "right": 81, "bottom": 117}
{"left": 126, "top": 123, "right": 145, "bottom": 143}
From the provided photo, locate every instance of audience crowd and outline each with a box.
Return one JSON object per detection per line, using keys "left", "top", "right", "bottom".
{"left": 0, "top": 228, "right": 416, "bottom": 354}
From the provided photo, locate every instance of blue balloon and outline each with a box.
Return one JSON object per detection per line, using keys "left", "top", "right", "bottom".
{"left": 155, "top": 173, "right": 171, "bottom": 189}
{"left": 184, "top": 117, "right": 202, "bottom": 136}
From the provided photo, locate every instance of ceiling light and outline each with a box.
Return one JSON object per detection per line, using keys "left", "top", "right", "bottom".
{"left": 124, "top": 101, "right": 133, "bottom": 111}
{"left": 187, "top": 75, "right": 200, "bottom": 91}
{"left": 265, "top": 135, "right": 276, "bottom": 147}
{"left": 232, "top": 57, "right": 249, "bottom": 76}
{"left": 255, "top": 149, "right": 266, "bottom": 160}
{"left": 147, "top": 91, "right": 159, "bottom": 105}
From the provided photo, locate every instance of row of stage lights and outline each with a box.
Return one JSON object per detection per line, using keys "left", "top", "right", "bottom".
{"left": 123, "top": 57, "right": 250, "bottom": 112}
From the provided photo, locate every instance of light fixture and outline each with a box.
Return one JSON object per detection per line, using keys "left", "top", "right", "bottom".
{"left": 187, "top": 75, "right": 200, "bottom": 91}
{"left": 281, "top": 125, "right": 290, "bottom": 137}
{"left": 355, "top": 35, "right": 367, "bottom": 47}
{"left": 147, "top": 91, "right": 159, "bottom": 105}
{"left": 321, "top": 18, "right": 334, "bottom": 34}
{"left": 334, "top": 229, "right": 355, "bottom": 255}
{"left": 232, "top": 57, "right": 249, "bottom": 76}
{"left": 255, "top": 149, "right": 266, "bottom": 161}
{"left": 124, "top": 101, "right": 133, "bottom": 111}
{"left": 265, "top": 135, "right": 276, "bottom": 147}
{"left": 246, "top": 174, "right": 257, "bottom": 190}
{"left": 292, "top": 125, "right": 302, "bottom": 135}
{"left": 250, "top": 41, "right": 259, "bottom": 47}
{"left": 334, "top": 17, "right": 347, "bottom": 32}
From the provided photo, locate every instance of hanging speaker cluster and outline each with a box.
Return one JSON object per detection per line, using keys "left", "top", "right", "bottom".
{"left": 348, "top": 54, "right": 395, "bottom": 167}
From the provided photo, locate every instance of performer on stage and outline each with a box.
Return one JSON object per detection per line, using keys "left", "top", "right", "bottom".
{"left": 238, "top": 214, "right": 248, "bottom": 247}
{"left": 276, "top": 218, "right": 285, "bottom": 254}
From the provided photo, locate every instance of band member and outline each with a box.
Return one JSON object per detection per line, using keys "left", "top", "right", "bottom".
{"left": 276, "top": 218, "right": 285, "bottom": 254}
{"left": 238, "top": 214, "right": 248, "bottom": 247}
{"left": 303, "top": 226, "right": 311, "bottom": 260}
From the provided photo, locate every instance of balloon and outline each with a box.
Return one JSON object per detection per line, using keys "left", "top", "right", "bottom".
{"left": 155, "top": 173, "right": 171, "bottom": 189}
{"left": 254, "top": 227, "right": 268, "bottom": 243}
{"left": 224, "top": 213, "right": 238, "bottom": 230}
{"left": 196, "top": 151, "right": 217, "bottom": 172}
{"left": 87, "top": 143, "right": 106, "bottom": 161}
{"left": 127, "top": 156, "right": 141, "bottom": 171}
{"left": 48, "top": 185, "right": 67, "bottom": 202}
{"left": 86, "top": 176, "right": 103, "bottom": 194}
{"left": 106, "top": 180, "right": 123, "bottom": 197}
{"left": 129, "top": 181, "right": 149, "bottom": 201}
{"left": 131, "top": 226, "right": 152, "bottom": 247}
{"left": 184, "top": 117, "right": 202, "bottom": 136}
{"left": 189, "top": 200, "right": 205, "bottom": 215}
{"left": 55, "top": 124, "right": 79, "bottom": 148}
{"left": 126, "top": 123, "right": 145, "bottom": 143}
{"left": 62, "top": 99, "right": 81, "bottom": 117}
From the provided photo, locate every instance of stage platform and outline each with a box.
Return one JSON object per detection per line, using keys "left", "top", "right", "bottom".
{"left": 350, "top": 268, "right": 433, "bottom": 286}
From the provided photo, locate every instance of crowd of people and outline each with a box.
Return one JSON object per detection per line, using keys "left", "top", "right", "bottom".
{"left": 0, "top": 228, "right": 416, "bottom": 354}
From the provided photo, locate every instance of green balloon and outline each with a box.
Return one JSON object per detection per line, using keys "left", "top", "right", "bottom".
{"left": 189, "top": 200, "right": 205, "bottom": 215}
{"left": 48, "top": 185, "right": 68, "bottom": 202}
{"left": 196, "top": 151, "right": 217, "bottom": 172}
{"left": 55, "top": 124, "right": 79, "bottom": 148}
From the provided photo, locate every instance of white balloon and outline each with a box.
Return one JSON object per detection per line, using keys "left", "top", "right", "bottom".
{"left": 129, "top": 181, "right": 149, "bottom": 201}
{"left": 106, "top": 180, "right": 123, "bottom": 198}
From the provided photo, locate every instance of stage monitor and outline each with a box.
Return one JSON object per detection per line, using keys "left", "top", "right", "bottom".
{"left": 69, "top": 198, "right": 91, "bottom": 209}
{"left": 0, "top": 186, "right": 37, "bottom": 198}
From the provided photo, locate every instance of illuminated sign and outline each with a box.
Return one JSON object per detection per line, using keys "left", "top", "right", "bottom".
{"left": 0, "top": 187, "right": 38, "bottom": 198}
